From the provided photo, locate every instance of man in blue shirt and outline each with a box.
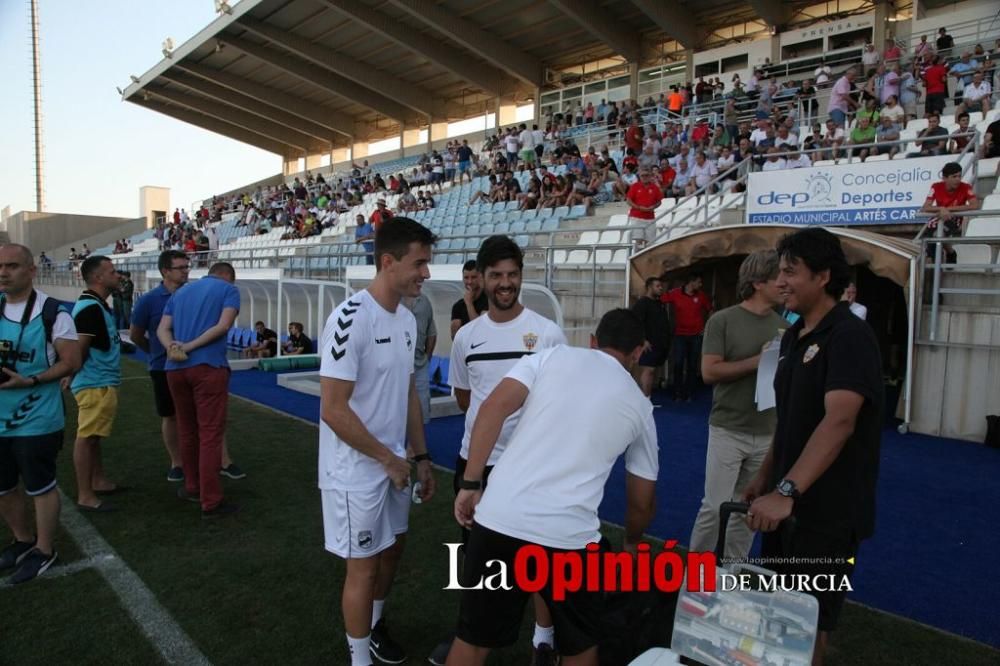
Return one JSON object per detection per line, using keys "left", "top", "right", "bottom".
{"left": 157, "top": 262, "right": 240, "bottom": 518}
{"left": 69, "top": 256, "right": 123, "bottom": 512}
{"left": 354, "top": 213, "right": 375, "bottom": 265}
{"left": 131, "top": 252, "right": 245, "bottom": 484}
{"left": 0, "top": 244, "right": 80, "bottom": 584}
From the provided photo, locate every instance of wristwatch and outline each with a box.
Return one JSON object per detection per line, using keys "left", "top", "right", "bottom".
{"left": 412, "top": 453, "right": 432, "bottom": 463}
{"left": 458, "top": 478, "right": 482, "bottom": 491}
{"left": 776, "top": 478, "right": 801, "bottom": 500}
{"left": 30, "top": 375, "right": 40, "bottom": 387}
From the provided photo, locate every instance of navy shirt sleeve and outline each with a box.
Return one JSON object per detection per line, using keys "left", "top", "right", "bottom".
{"left": 131, "top": 293, "right": 150, "bottom": 330}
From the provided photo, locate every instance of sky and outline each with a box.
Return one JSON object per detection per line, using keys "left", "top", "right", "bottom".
{"left": 0, "top": 0, "right": 279, "bottom": 219}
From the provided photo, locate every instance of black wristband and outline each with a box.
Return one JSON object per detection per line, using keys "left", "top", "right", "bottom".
{"left": 458, "top": 478, "right": 482, "bottom": 491}
{"left": 413, "top": 453, "right": 431, "bottom": 463}
{"left": 30, "top": 375, "right": 40, "bottom": 387}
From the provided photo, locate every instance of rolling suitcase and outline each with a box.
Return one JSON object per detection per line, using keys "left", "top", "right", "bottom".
{"left": 669, "top": 502, "right": 820, "bottom": 666}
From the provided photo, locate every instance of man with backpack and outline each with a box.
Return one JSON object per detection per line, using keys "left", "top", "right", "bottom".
{"left": 0, "top": 244, "right": 81, "bottom": 584}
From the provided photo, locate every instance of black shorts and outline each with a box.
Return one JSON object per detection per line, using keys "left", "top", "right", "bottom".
{"left": 0, "top": 431, "right": 64, "bottom": 496}
{"left": 457, "top": 523, "right": 608, "bottom": 655}
{"left": 453, "top": 455, "right": 494, "bottom": 545}
{"left": 760, "top": 525, "right": 858, "bottom": 632}
{"left": 638, "top": 346, "right": 667, "bottom": 368}
{"left": 150, "top": 370, "right": 175, "bottom": 418}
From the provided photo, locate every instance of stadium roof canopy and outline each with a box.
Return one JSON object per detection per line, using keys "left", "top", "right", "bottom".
{"left": 122, "top": 0, "right": 857, "bottom": 159}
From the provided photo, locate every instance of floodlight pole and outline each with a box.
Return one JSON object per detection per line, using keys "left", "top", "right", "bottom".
{"left": 30, "top": 0, "right": 45, "bottom": 212}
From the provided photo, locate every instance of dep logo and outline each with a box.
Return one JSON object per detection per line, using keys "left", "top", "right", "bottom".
{"left": 756, "top": 172, "right": 832, "bottom": 208}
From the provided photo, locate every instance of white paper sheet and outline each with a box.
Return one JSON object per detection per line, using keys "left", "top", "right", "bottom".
{"left": 755, "top": 339, "right": 781, "bottom": 411}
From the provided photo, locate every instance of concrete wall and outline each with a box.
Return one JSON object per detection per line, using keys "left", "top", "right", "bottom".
{"left": 46, "top": 217, "right": 149, "bottom": 263}
{"left": 139, "top": 186, "right": 170, "bottom": 228}
{"left": 3, "top": 211, "right": 139, "bottom": 255}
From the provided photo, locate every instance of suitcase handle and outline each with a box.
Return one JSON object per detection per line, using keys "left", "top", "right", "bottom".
{"left": 714, "top": 501, "right": 797, "bottom": 560}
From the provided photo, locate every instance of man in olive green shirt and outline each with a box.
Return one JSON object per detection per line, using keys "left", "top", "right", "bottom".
{"left": 689, "top": 250, "right": 786, "bottom": 559}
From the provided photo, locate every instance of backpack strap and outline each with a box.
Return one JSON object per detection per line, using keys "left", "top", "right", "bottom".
{"left": 41, "top": 297, "right": 70, "bottom": 344}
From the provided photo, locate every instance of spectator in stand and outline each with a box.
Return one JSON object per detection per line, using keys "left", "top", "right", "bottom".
{"left": 908, "top": 113, "right": 949, "bottom": 157}
{"left": 630, "top": 276, "right": 672, "bottom": 397}
{"left": 761, "top": 146, "right": 787, "bottom": 171}
{"left": 371, "top": 198, "right": 394, "bottom": 230}
{"left": 856, "top": 97, "right": 880, "bottom": 127}
{"left": 689, "top": 250, "right": 785, "bottom": 560}
{"left": 920, "top": 161, "right": 979, "bottom": 263}
{"left": 950, "top": 112, "right": 974, "bottom": 154}
{"left": 355, "top": 216, "right": 376, "bottom": 262}
{"left": 861, "top": 43, "right": 880, "bottom": 69}
{"left": 828, "top": 67, "right": 860, "bottom": 127}
{"left": 518, "top": 123, "right": 537, "bottom": 166}
{"left": 955, "top": 70, "right": 992, "bottom": 116}
{"left": 667, "top": 85, "right": 684, "bottom": 114}
{"left": 626, "top": 168, "right": 663, "bottom": 246}
{"left": 898, "top": 66, "right": 921, "bottom": 127}
{"left": 157, "top": 262, "right": 241, "bottom": 518}
{"left": 880, "top": 94, "right": 905, "bottom": 126}
{"left": 883, "top": 38, "right": 902, "bottom": 63}
{"left": 949, "top": 52, "right": 981, "bottom": 106}
{"left": 403, "top": 292, "right": 436, "bottom": 426}
{"left": 914, "top": 34, "right": 933, "bottom": 60}
{"left": 624, "top": 116, "right": 644, "bottom": 156}
{"left": 662, "top": 272, "right": 712, "bottom": 402}
{"left": 814, "top": 61, "right": 832, "bottom": 86}
{"left": 923, "top": 55, "right": 950, "bottom": 115}
{"left": 282, "top": 322, "right": 312, "bottom": 356}
{"left": 880, "top": 61, "right": 901, "bottom": 105}
{"left": 875, "top": 115, "right": 902, "bottom": 158}
{"left": 690, "top": 151, "right": 718, "bottom": 192}
{"left": 849, "top": 116, "right": 877, "bottom": 162}
{"left": 785, "top": 144, "right": 812, "bottom": 169}
{"left": 937, "top": 27, "right": 955, "bottom": 56}
{"left": 983, "top": 117, "right": 1000, "bottom": 161}
{"left": 504, "top": 128, "right": 520, "bottom": 168}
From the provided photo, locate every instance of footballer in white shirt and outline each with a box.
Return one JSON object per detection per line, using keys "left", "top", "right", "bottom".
{"left": 448, "top": 309, "right": 659, "bottom": 666}
{"left": 318, "top": 218, "right": 436, "bottom": 666}
{"left": 435, "top": 236, "right": 565, "bottom": 664}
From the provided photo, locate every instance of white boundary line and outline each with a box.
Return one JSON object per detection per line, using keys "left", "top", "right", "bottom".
{"left": 57, "top": 490, "right": 212, "bottom": 666}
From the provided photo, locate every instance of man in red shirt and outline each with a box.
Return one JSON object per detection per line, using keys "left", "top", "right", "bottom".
{"left": 625, "top": 117, "right": 644, "bottom": 155}
{"left": 658, "top": 159, "right": 677, "bottom": 197}
{"left": 626, "top": 168, "right": 664, "bottom": 245}
{"left": 922, "top": 55, "right": 949, "bottom": 115}
{"left": 662, "top": 273, "right": 713, "bottom": 401}
{"left": 920, "top": 161, "right": 979, "bottom": 263}
{"left": 369, "top": 198, "right": 394, "bottom": 231}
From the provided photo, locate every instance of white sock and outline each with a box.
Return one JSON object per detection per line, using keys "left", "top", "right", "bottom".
{"left": 371, "top": 599, "right": 385, "bottom": 629}
{"left": 346, "top": 634, "right": 372, "bottom": 666}
{"left": 532, "top": 623, "right": 555, "bottom": 649}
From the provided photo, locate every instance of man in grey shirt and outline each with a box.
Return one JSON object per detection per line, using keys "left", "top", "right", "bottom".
{"left": 404, "top": 293, "right": 437, "bottom": 423}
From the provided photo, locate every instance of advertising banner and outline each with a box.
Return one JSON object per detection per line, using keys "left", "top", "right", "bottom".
{"left": 746, "top": 155, "right": 963, "bottom": 225}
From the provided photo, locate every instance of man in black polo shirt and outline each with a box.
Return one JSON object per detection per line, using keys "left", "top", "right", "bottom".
{"left": 449, "top": 260, "right": 487, "bottom": 339}
{"left": 744, "top": 227, "right": 882, "bottom": 666}
{"left": 630, "top": 276, "right": 671, "bottom": 397}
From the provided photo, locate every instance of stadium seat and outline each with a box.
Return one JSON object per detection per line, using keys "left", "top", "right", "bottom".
{"left": 541, "top": 218, "right": 560, "bottom": 232}
{"left": 525, "top": 219, "right": 541, "bottom": 233}
{"left": 608, "top": 214, "right": 630, "bottom": 227}
{"left": 578, "top": 231, "right": 600, "bottom": 245}
{"left": 514, "top": 234, "right": 530, "bottom": 247}
{"left": 568, "top": 204, "right": 588, "bottom": 218}
{"left": 536, "top": 207, "right": 553, "bottom": 218}
{"left": 493, "top": 221, "right": 510, "bottom": 234}
{"left": 510, "top": 220, "right": 527, "bottom": 233}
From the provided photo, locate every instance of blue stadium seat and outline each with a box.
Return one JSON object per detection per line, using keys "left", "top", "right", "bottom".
{"left": 525, "top": 219, "right": 542, "bottom": 233}
{"left": 553, "top": 206, "right": 570, "bottom": 218}
{"left": 541, "top": 218, "right": 560, "bottom": 232}
{"left": 514, "top": 234, "right": 530, "bottom": 247}
{"left": 568, "top": 204, "right": 588, "bottom": 218}
{"left": 509, "top": 220, "right": 527, "bottom": 233}
{"left": 493, "top": 221, "right": 510, "bottom": 234}
{"left": 504, "top": 200, "right": 519, "bottom": 211}
{"left": 536, "top": 207, "right": 553, "bottom": 218}
{"left": 447, "top": 253, "right": 464, "bottom": 264}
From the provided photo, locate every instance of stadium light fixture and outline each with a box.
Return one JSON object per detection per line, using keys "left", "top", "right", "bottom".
{"left": 130, "top": 74, "right": 141, "bottom": 83}
{"left": 116, "top": 86, "right": 124, "bottom": 95}
{"left": 215, "top": 0, "right": 233, "bottom": 14}
{"left": 162, "top": 37, "right": 175, "bottom": 59}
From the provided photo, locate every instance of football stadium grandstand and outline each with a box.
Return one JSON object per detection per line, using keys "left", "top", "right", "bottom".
{"left": 5, "top": 0, "right": 1000, "bottom": 665}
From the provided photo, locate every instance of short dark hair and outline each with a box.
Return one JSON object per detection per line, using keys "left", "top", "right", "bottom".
{"left": 289, "top": 322, "right": 303, "bottom": 334}
{"left": 208, "top": 262, "right": 235, "bottom": 279}
{"left": 776, "top": 228, "right": 850, "bottom": 299}
{"left": 686, "top": 271, "right": 703, "bottom": 284}
{"left": 957, "top": 112, "right": 970, "bottom": 121}
{"left": 476, "top": 235, "right": 523, "bottom": 273}
{"left": 644, "top": 276, "right": 661, "bottom": 289}
{"left": 80, "top": 255, "right": 111, "bottom": 284}
{"left": 941, "top": 161, "right": 962, "bottom": 177}
{"left": 158, "top": 250, "right": 188, "bottom": 272}
{"left": 373, "top": 217, "right": 436, "bottom": 268}
{"left": 595, "top": 308, "right": 644, "bottom": 354}
{"left": 255, "top": 321, "right": 265, "bottom": 327}
{"left": 462, "top": 260, "right": 479, "bottom": 273}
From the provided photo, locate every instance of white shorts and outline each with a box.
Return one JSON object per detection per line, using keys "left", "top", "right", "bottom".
{"left": 322, "top": 479, "right": 411, "bottom": 559}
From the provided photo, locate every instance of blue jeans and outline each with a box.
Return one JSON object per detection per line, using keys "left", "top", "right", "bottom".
{"left": 829, "top": 108, "right": 847, "bottom": 128}
{"left": 672, "top": 334, "right": 703, "bottom": 399}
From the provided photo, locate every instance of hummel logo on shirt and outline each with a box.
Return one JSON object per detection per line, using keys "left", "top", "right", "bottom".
{"left": 375, "top": 336, "right": 391, "bottom": 344}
